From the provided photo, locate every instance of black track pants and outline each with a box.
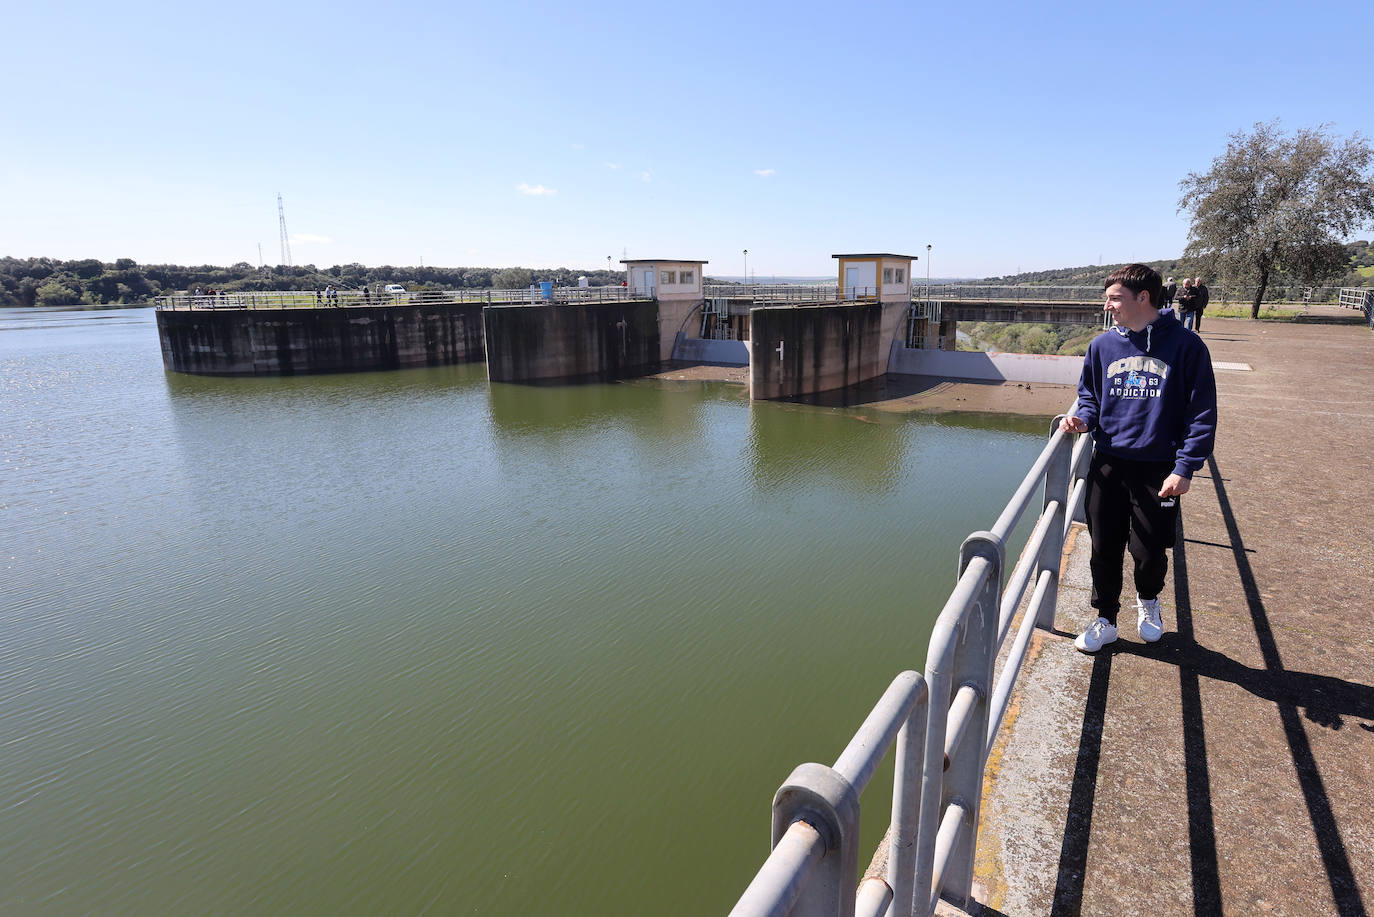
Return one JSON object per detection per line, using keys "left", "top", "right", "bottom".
{"left": 1084, "top": 451, "right": 1180, "bottom": 625}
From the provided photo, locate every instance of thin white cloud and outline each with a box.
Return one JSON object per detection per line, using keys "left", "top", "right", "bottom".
{"left": 571, "top": 143, "right": 586, "bottom": 150}
{"left": 637, "top": 171, "right": 652, "bottom": 183}
{"left": 754, "top": 168, "right": 775, "bottom": 177}
{"left": 517, "top": 183, "right": 557, "bottom": 196}
{"left": 291, "top": 233, "right": 332, "bottom": 245}
{"left": 605, "top": 162, "right": 622, "bottom": 170}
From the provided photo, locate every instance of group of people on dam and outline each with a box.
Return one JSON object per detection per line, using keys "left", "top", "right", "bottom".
{"left": 1159, "top": 275, "right": 1212, "bottom": 332}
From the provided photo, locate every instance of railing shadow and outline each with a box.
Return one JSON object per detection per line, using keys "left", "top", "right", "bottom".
{"left": 1171, "top": 512, "right": 1223, "bottom": 913}
{"left": 1048, "top": 647, "right": 1112, "bottom": 915}
{"left": 1204, "top": 453, "right": 1369, "bottom": 916}
{"left": 1049, "top": 455, "right": 1371, "bottom": 916}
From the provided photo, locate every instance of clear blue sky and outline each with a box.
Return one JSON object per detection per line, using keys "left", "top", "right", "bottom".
{"left": 4, "top": 0, "right": 1370, "bottom": 279}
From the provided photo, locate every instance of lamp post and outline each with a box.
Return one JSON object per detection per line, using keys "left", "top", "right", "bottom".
{"left": 926, "top": 244, "right": 932, "bottom": 306}
{"left": 743, "top": 250, "right": 748, "bottom": 290}
{"left": 607, "top": 255, "right": 612, "bottom": 282}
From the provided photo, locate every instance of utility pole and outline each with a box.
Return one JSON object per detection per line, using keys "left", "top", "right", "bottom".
{"left": 277, "top": 193, "right": 292, "bottom": 267}
{"left": 743, "top": 249, "right": 748, "bottom": 288}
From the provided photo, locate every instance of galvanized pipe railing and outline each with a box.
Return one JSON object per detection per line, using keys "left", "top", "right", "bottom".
{"left": 910, "top": 284, "right": 1103, "bottom": 303}
{"left": 700, "top": 284, "right": 885, "bottom": 305}
{"left": 730, "top": 414, "right": 1091, "bottom": 916}
{"left": 152, "top": 285, "right": 643, "bottom": 311}
{"left": 730, "top": 671, "right": 928, "bottom": 917}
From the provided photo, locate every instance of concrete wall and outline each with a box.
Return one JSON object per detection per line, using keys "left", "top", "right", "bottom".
{"left": 156, "top": 303, "right": 487, "bottom": 376}
{"left": 484, "top": 300, "right": 660, "bottom": 383}
{"left": 750, "top": 302, "right": 884, "bottom": 400}
{"left": 656, "top": 296, "right": 704, "bottom": 361}
{"left": 887, "top": 344, "right": 1083, "bottom": 384}
{"left": 880, "top": 300, "right": 908, "bottom": 355}
{"left": 671, "top": 334, "right": 749, "bottom": 366}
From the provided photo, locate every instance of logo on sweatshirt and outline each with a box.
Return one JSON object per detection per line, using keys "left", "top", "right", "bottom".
{"left": 1107, "top": 356, "right": 1168, "bottom": 400}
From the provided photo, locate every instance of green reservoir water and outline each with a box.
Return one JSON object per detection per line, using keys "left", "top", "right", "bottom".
{"left": 1, "top": 307, "right": 1057, "bottom": 915}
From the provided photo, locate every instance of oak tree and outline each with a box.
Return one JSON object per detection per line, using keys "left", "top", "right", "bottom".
{"left": 1179, "top": 121, "right": 1374, "bottom": 317}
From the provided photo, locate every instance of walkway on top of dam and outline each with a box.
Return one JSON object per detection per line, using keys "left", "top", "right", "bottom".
{"left": 156, "top": 283, "right": 1109, "bottom": 320}
{"left": 963, "top": 306, "right": 1373, "bottom": 916}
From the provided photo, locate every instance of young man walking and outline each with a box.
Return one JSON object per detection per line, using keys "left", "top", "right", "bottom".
{"left": 1059, "top": 265, "right": 1217, "bottom": 652}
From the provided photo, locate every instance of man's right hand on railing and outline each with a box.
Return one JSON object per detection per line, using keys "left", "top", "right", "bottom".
{"left": 1059, "top": 415, "right": 1089, "bottom": 434}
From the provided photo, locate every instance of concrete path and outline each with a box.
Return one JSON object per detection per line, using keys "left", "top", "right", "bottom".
{"left": 972, "top": 315, "right": 1374, "bottom": 916}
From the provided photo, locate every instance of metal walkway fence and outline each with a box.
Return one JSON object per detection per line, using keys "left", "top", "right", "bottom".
{"left": 1337, "top": 287, "right": 1374, "bottom": 329}
{"left": 730, "top": 416, "right": 1092, "bottom": 917}
{"left": 701, "top": 284, "right": 874, "bottom": 304}
{"left": 153, "top": 286, "right": 643, "bottom": 311}
{"left": 911, "top": 284, "right": 1102, "bottom": 304}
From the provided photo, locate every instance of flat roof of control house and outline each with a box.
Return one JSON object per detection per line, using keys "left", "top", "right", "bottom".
{"left": 620, "top": 259, "right": 708, "bottom": 265}
{"left": 831, "top": 253, "right": 920, "bottom": 260}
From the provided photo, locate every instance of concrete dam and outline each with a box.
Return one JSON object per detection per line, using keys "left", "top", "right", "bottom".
{"left": 155, "top": 253, "right": 1094, "bottom": 399}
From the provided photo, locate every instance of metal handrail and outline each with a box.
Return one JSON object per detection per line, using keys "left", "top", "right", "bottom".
{"left": 701, "top": 283, "right": 882, "bottom": 305}
{"left": 730, "top": 672, "right": 929, "bottom": 917}
{"left": 730, "top": 414, "right": 1091, "bottom": 916}
{"left": 704, "top": 283, "right": 838, "bottom": 300}
{"left": 910, "top": 284, "right": 1103, "bottom": 303}
{"left": 152, "top": 286, "right": 643, "bottom": 311}
{"left": 909, "top": 283, "right": 1361, "bottom": 306}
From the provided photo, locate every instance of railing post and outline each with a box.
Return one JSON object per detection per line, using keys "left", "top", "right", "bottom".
{"left": 771, "top": 763, "right": 861, "bottom": 917}
{"left": 888, "top": 687, "right": 928, "bottom": 917}
{"left": 938, "top": 531, "right": 1002, "bottom": 910}
{"left": 1036, "top": 422, "right": 1070, "bottom": 629}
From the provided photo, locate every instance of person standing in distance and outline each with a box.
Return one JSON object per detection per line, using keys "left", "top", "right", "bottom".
{"left": 1059, "top": 264, "right": 1217, "bottom": 652}
{"left": 1192, "top": 276, "right": 1210, "bottom": 332}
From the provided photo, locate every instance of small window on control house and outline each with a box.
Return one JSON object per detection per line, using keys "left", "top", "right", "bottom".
{"left": 661, "top": 271, "right": 676, "bottom": 285}
{"left": 679, "top": 270, "right": 695, "bottom": 284}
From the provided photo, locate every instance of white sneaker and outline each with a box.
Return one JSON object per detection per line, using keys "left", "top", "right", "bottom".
{"left": 1137, "top": 597, "right": 1164, "bottom": 642}
{"left": 1075, "top": 617, "right": 1119, "bottom": 653}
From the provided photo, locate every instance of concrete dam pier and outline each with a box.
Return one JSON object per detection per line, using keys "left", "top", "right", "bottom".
{"left": 156, "top": 302, "right": 486, "bottom": 376}
{"left": 749, "top": 301, "right": 885, "bottom": 400}
{"left": 484, "top": 300, "right": 660, "bottom": 383}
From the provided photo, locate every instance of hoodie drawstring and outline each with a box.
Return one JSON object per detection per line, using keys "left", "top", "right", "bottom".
{"left": 1114, "top": 321, "right": 1155, "bottom": 352}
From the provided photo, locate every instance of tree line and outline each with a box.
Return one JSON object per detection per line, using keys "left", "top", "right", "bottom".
{"left": 0, "top": 259, "right": 640, "bottom": 308}
{"left": 983, "top": 239, "right": 1374, "bottom": 293}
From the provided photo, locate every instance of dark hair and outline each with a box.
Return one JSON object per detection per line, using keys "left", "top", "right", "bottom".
{"left": 1103, "top": 263, "right": 1163, "bottom": 308}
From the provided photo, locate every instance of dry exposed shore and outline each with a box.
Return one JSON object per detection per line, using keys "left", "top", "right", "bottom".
{"left": 649, "top": 363, "right": 1075, "bottom": 418}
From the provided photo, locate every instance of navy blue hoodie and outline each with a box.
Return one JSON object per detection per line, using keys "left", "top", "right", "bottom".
{"left": 1074, "top": 309, "right": 1217, "bottom": 478}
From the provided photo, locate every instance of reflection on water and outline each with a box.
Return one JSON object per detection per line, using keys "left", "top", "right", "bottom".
{"left": 1, "top": 307, "right": 1052, "bottom": 915}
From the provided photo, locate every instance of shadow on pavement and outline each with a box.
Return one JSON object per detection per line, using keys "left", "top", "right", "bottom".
{"left": 1049, "top": 646, "right": 1112, "bottom": 915}
{"left": 1205, "top": 454, "right": 1369, "bottom": 916}
{"left": 1049, "top": 456, "right": 1371, "bottom": 915}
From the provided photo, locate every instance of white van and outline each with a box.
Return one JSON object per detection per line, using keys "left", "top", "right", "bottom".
{"left": 383, "top": 284, "right": 406, "bottom": 295}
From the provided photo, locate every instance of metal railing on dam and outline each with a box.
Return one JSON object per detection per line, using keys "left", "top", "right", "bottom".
{"left": 1338, "top": 287, "right": 1374, "bottom": 329}
{"left": 153, "top": 286, "right": 644, "bottom": 311}
{"left": 912, "top": 284, "right": 1102, "bottom": 303}
{"left": 703, "top": 283, "right": 874, "bottom": 303}
{"left": 730, "top": 416, "right": 1092, "bottom": 917}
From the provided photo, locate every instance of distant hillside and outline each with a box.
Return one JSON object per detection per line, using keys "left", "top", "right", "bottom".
{"left": 981, "top": 240, "right": 1374, "bottom": 288}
